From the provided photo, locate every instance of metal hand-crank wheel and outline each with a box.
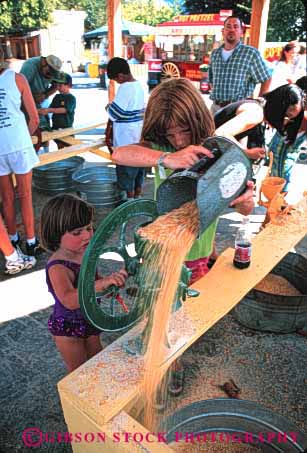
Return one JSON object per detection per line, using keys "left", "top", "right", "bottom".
{"left": 78, "top": 199, "right": 158, "bottom": 332}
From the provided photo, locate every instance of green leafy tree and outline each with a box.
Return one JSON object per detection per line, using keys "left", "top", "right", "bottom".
{"left": 266, "top": 0, "right": 306, "bottom": 41}
{"left": 0, "top": 0, "right": 181, "bottom": 34}
{"left": 122, "top": 0, "right": 181, "bottom": 26}
{"left": 183, "top": 0, "right": 251, "bottom": 24}
{"left": 0, "top": 0, "right": 56, "bottom": 34}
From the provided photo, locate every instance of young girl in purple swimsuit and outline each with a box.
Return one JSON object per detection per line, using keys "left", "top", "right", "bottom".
{"left": 40, "top": 194, "right": 127, "bottom": 373}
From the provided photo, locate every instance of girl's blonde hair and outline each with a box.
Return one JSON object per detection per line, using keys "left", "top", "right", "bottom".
{"left": 40, "top": 194, "right": 94, "bottom": 252}
{"left": 141, "top": 78, "right": 215, "bottom": 146}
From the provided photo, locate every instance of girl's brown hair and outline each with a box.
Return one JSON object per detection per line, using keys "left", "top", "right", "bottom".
{"left": 141, "top": 78, "right": 215, "bottom": 146}
{"left": 40, "top": 194, "right": 94, "bottom": 252}
{"left": 279, "top": 41, "right": 299, "bottom": 62}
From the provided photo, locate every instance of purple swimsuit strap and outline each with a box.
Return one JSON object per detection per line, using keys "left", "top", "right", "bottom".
{"left": 46, "top": 259, "right": 80, "bottom": 272}
{"left": 46, "top": 259, "right": 81, "bottom": 290}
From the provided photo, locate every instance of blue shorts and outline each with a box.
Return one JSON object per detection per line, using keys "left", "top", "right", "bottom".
{"left": 116, "top": 165, "right": 145, "bottom": 192}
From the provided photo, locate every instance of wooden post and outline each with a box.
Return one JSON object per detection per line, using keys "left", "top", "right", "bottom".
{"left": 24, "top": 38, "right": 29, "bottom": 60}
{"left": 107, "top": 0, "right": 122, "bottom": 102}
{"left": 250, "top": 0, "right": 270, "bottom": 53}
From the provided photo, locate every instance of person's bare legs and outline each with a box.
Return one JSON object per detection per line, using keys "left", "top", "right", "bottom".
{"left": 85, "top": 335, "right": 102, "bottom": 359}
{"left": 15, "top": 172, "right": 35, "bottom": 240}
{"left": 134, "top": 186, "right": 142, "bottom": 198}
{"left": 0, "top": 214, "right": 15, "bottom": 256}
{"left": 0, "top": 174, "right": 17, "bottom": 236}
{"left": 54, "top": 336, "right": 88, "bottom": 373}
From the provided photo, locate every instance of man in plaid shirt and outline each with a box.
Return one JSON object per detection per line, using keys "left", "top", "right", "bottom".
{"left": 209, "top": 16, "right": 272, "bottom": 114}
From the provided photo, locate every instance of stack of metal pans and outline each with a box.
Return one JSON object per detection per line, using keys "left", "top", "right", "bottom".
{"left": 33, "top": 156, "right": 85, "bottom": 195}
{"left": 72, "top": 164, "right": 126, "bottom": 207}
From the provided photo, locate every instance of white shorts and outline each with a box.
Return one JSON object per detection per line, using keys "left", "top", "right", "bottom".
{"left": 0, "top": 147, "right": 39, "bottom": 176}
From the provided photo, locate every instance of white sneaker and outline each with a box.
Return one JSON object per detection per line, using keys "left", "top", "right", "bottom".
{"left": 5, "top": 247, "right": 36, "bottom": 275}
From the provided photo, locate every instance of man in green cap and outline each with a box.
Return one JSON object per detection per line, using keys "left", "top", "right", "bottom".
{"left": 20, "top": 55, "right": 62, "bottom": 104}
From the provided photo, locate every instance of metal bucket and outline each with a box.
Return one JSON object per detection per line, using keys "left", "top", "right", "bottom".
{"left": 72, "top": 164, "right": 125, "bottom": 207}
{"left": 32, "top": 156, "right": 84, "bottom": 194}
{"left": 162, "top": 399, "right": 307, "bottom": 451}
{"left": 232, "top": 252, "right": 307, "bottom": 333}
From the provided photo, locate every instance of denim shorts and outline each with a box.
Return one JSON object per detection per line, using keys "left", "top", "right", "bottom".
{"left": 116, "top": 165, "right": 145, "bottom": 192}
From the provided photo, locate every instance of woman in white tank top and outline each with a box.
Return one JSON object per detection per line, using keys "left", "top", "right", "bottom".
{"left": 0, "top": 50, "right": 42, "bottom": 260}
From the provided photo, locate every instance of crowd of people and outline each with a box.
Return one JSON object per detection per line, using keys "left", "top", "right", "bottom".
{"left": 0, "top": 15, "right": 306, "bottom": 384}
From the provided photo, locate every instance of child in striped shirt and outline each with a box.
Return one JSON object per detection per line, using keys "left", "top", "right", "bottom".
{"left": 107, "top": 58, "right": 145, "bottom": 199}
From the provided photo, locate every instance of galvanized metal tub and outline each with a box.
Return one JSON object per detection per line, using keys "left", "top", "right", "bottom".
{"left": 72, "top": 164, "right": 125, "bottom": 207}
{"left": 232, "top": 252, "right": 307, "bottom": 333}
{"left": 32, "top": 156, "right": 84, "bottom": 194}
{"left": 162, "top": 399, "right": 307, "bottom": 451}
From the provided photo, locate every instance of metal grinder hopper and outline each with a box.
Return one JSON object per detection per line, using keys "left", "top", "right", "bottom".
{"left": 156, "top": 136, "right": 252, "bottom": 234}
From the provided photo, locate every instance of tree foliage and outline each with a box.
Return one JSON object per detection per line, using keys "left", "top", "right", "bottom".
{"left": 122, "top": 0, "right": 181, "bottom": 26}
{"left": 1, "top": 0, "right": 304, "bottom": 40}
{"left": 0, "top": 0, "right": 56, "bottom": 34}
{"left": 183, "top": 0, "right": 251, "bottom": 24}
{"left": 266, "top": 0, "right": 306, "bottom": 41}
{"left": 0, "top": 0, "right": 181, "bottom": 34}
{"left": 183, "top": 0, "right": 306, "bottom": 41}
{"left": 54, "top": 0, "right": 181, "bottom": 30}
